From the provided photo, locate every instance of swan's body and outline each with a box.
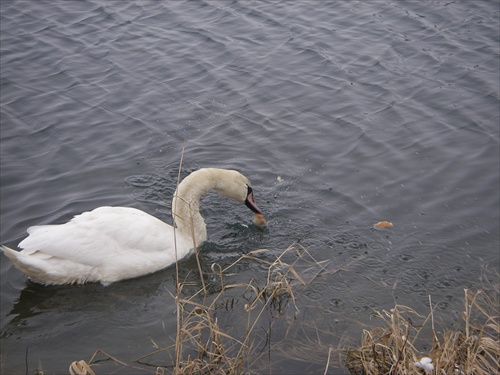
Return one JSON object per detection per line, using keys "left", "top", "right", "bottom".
{"left": 1, "top": 168, "right": 264, "bottom": 285}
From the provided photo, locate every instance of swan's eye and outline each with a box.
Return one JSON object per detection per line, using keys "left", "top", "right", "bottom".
{"left": 246, "top": 185, "right": 253, "bottom": 196}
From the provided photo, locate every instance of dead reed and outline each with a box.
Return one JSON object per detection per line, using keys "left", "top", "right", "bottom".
{"left": 163, "top": 242, "right": 325, "bottom": 374}
{"left": 68, "top": 256, "right": 498, "bottom": 375}
{"left": 68, "top": 242, "right": 326, "bottom": 375}
{"left": 345, "top": 269, "right": 499, "bottom": 375}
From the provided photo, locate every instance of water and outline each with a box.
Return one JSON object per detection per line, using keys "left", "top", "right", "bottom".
{"left": 1, "top": 1, "right": 498, "bottom": 374}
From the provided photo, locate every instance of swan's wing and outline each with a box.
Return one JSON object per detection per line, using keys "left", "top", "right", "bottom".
{"left": 70, "top": 207, "right": 177, "bottom": 252}
{"left": 18, "top": 207, "right": 178, "bottom": 267}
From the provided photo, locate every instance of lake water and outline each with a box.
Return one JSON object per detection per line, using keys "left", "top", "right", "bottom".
{"left": 1, "top": 1, "right": 498, "bottom": 374}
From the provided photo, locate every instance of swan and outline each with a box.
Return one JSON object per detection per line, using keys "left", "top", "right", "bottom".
{"left": 1, "top": 168, "right": 265, "bottom": 286}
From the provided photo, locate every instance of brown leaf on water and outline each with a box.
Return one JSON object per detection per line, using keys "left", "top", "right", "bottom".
{"left": 373, "top": 221, "right": 393, "bottom": 229}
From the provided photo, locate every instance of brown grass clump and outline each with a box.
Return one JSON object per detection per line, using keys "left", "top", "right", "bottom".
{"left": 346, "top": 282, "right": 499, "bottom": 375}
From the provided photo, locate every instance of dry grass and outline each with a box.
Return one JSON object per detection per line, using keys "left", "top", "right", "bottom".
{"left": 68, "top": 242, "right": 326, "bottom": 375}
{"left": 346, "top": 269, "right": 500, "bottom": 375}
{"left": 165, "top": 242, "right": 326, "bottom": 374}
{"left": 68, "top": 259, "right": 499, "bottom": 375}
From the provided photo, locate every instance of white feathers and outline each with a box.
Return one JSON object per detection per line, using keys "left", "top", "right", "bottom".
{"left": 414, "top": 357, "right": 434, "bottom": 372}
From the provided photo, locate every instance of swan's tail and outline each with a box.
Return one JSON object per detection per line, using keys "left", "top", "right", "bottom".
{"left": 2, "top": 245, "right": 39, "bottom": 276}
{"left": 1, "top": 245, "right": 100, "bottom": 285}
{"left": 1, "top": 245, "right": 57, "bottom": 285}
{"left": 1, "top": 245, "right": 24, "bottom": 267}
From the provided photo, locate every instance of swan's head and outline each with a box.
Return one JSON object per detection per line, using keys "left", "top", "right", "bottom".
{"left": 213, "top": 169, "right": 263, "bottom": 215}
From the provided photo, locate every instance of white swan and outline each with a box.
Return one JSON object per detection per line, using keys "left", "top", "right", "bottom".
{"left": 1, "top": 168, "right": 265, "bottom": 286}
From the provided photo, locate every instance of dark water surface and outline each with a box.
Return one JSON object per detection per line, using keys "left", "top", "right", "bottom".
{"left": 1, "top": 1, "right": 499, "bottom": 374}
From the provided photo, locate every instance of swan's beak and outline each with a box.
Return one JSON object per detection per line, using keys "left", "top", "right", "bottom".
{"left": 245, "top": 186, "right": 266, "bottom": 226}
{"left": 245, "top": 189, "right": 263, "bottom": 215}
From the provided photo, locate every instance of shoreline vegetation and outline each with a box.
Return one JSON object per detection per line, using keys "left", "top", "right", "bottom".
{"left": 346, "top": 282, "right": 499, "bottom": 375}
{"left": 67, "top": 245, "right": 499, "bottom": 375}
{"left": 68, "top": 150, "right": 500, "bottom": 375}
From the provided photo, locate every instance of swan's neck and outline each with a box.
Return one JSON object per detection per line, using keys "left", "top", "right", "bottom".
{"left": 172, "top": 169, "right": 224, "bottom": 247}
